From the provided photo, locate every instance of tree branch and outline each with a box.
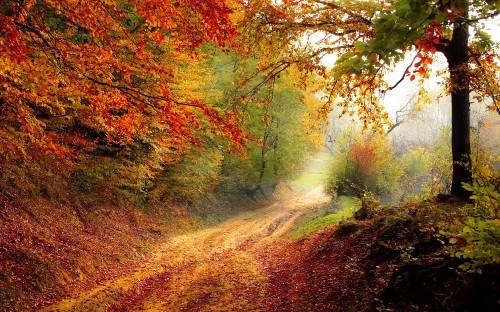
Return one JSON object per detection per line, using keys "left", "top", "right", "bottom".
{"left": 14, "top": 21, "right": 51, "bottom": 47}
{"left": 84, "top": 75, "right": 198, "bottom": 108}
{"left": 386, "top": 51, "right": 420, "bottom": 91}
{"left": 244, "top": 62, "right": 290, "bottom": 98}
{"left": 14, "top": 22, "right": 200, "bottom": 111}
{"left": 467, "top": 10, "right": 500, "bottom": 23}
{"left": 314, "top": 0, "right": 373, "bottom": 26}
{"left": 386, "top": 93, "right": 417, "bottom": 134}
{"left": 471, "top": 55, "right": 499, "bottom": 114}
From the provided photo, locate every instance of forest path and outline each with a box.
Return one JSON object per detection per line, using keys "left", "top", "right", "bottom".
{"left": 43, "top": 186, "right": 329, "bottom": 311}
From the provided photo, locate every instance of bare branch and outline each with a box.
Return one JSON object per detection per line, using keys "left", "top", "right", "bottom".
{"left": 386, "top": 51, "right": 420, "bottom": 91}
{"left": 386, "top": 93, "right": 418, "bottom": 134}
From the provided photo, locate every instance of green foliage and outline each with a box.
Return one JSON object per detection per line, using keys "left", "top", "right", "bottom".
{"left": 442, "top": 182, "right": 500, "bottom": 273}
{"left": 397, "top": 124, "right": 499, "bottom": 201}
{"left": 207, "top": 52, "right": 316, "bottom": 195}
{"left": 449, "top": 218, "right": 500, "bottom": 273}
{"left": 471, "top": 141, "right": 500, "bottom": 192}
{"left": 334, "top": 0, "right": 434, "bottom": 78}
{"left": 70, "top": 152, "right": 155, "bottom": 207}
{"left": 325, "top": 129, "right": 403, "bottom": 199}
{"left": 336, "top": 0, "right": 498, "bottom": 78}
{"left": 421, "top": 127, "right": 453, "bottom": 196}
{"left": 148, "top": 148, "right": 224, "bottom": 204}
{"left": 395, "top": 127, "right": 453, "bottom": 200}
{"left": 403, "top": 148, "right": 428, "bottom": 177}
{"left": 463, "top": 181, "right": 500, "bottom": 218}
{"left": 72, "top": 161, "right": 113, "bottom": 193}
{"left": 397, "top": 147, "right": 430, "bottom": 200}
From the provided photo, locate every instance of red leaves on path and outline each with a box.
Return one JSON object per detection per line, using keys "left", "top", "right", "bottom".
{"left": 261, "top": 226, "right": 379, "bottom": 312}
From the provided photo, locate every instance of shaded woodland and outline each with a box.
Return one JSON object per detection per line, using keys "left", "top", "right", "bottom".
{"left": 1, "top": 0, "right": 499, "bottom": 311}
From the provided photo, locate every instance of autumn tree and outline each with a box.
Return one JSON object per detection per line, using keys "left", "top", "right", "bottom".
{"left": 0, "top": 0, "right": 243, "bottom": 171}
{"left": 241, "top": 0, "right": 499, "bottom": 199}
{"left": 339, "top": 0, "right": 499, "bottom": 199}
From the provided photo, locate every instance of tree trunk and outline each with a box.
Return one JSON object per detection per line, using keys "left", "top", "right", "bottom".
{"left": 445, "top": 15, "right": 472, "bottom": 199}
{"left": 256, "top": 102, "right": 272, "bottom": 192}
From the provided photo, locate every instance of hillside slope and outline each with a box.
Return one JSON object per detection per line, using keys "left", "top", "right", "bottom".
{"left": 264, "top": 197, "right": 500, "bottom": 311}
{"left": 0, "top": 193, "right": 173, "bottom": 311}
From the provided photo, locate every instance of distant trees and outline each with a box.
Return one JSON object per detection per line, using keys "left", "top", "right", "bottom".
{"left": 205, "top": 52, "right": 318, "bottom": 197}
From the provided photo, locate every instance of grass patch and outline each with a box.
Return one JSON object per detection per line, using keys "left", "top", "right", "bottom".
{"left": 289, "top": 196, "right": 361, "bottom": 239}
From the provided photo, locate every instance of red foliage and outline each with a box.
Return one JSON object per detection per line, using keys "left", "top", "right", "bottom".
{"left": 349, "top": 142, "right": 378, "bottom": 178}
{"left": 0, "top": 0, "right": 243, "bottom": 165}
{"left": 261, "top": 226, "right": 380, "bottom": 311}
{"left": 0, "top": 194, "right": 168, "bottom": 311}
{"left": 409, "top": 23, "right": 443, "bottom": 81}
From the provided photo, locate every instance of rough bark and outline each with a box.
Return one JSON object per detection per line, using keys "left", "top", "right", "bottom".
{"left": 445, "top": 14, "right": 473, "bottom": 199}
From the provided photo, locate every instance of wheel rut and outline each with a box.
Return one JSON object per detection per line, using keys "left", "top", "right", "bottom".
{"left": 43, "top": 187, "right": 329, "bottom": 311}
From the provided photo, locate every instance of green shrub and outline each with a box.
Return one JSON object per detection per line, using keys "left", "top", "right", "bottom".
{"left": 443, "top": 182, "right": 500, "bottom": 273}
{"left": 325, "top": 130, "right": 402, "bottom": 199}
{"left": 148, "top": 148, "right": 224, "bottom": 204}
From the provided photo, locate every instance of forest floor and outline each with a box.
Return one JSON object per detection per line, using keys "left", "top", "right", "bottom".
{"left": 41, "top": 186, "right": 332, "bottom": 311}
{"left": 37, "top": 186, "right": 499, "bottom": 312}
{"left": 3, "top": 154, "right": 498, "bottom": 311}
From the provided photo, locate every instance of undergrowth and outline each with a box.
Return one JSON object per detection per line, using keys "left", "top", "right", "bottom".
{"left": 272, "top": 185, "right": 499, "bottom": 312}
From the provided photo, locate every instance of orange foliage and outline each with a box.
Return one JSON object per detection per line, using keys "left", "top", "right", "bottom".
{"left": 349, "top": 142, "right": 378, "bottom": 178}
{"left": 0, "top": 0, "right": 243, "bottom": 165}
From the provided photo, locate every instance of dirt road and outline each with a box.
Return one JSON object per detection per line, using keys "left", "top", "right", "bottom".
{"left": 43, "top": 187, "right": 329, "bottom": 311}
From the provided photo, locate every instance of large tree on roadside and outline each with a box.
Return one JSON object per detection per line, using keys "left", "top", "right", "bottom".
{"left": 241, "top": 0, "right": 499, "bottom": 199}
{"left": 337, "top": 0, "right": 499, "bottom": 199}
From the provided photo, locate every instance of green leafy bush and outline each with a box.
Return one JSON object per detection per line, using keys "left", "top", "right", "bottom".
{"left": 325, "top": 130, "right": 402, "bottom": 199}
{"left": 444, "top": 182, "right": 500, "bottom": 273}
{"left": 450, "top": 218, "right": 500, "bottom": 273}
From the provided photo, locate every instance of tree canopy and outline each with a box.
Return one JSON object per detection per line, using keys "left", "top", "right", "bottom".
{"left": 241, "top": 0, "right": 499, "bottom": 198}
{"left": 1, "top": 0, "right": 499, "bottom": 200}
{"left": 0, "top": 0, "right": 244, "bottom": 166}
